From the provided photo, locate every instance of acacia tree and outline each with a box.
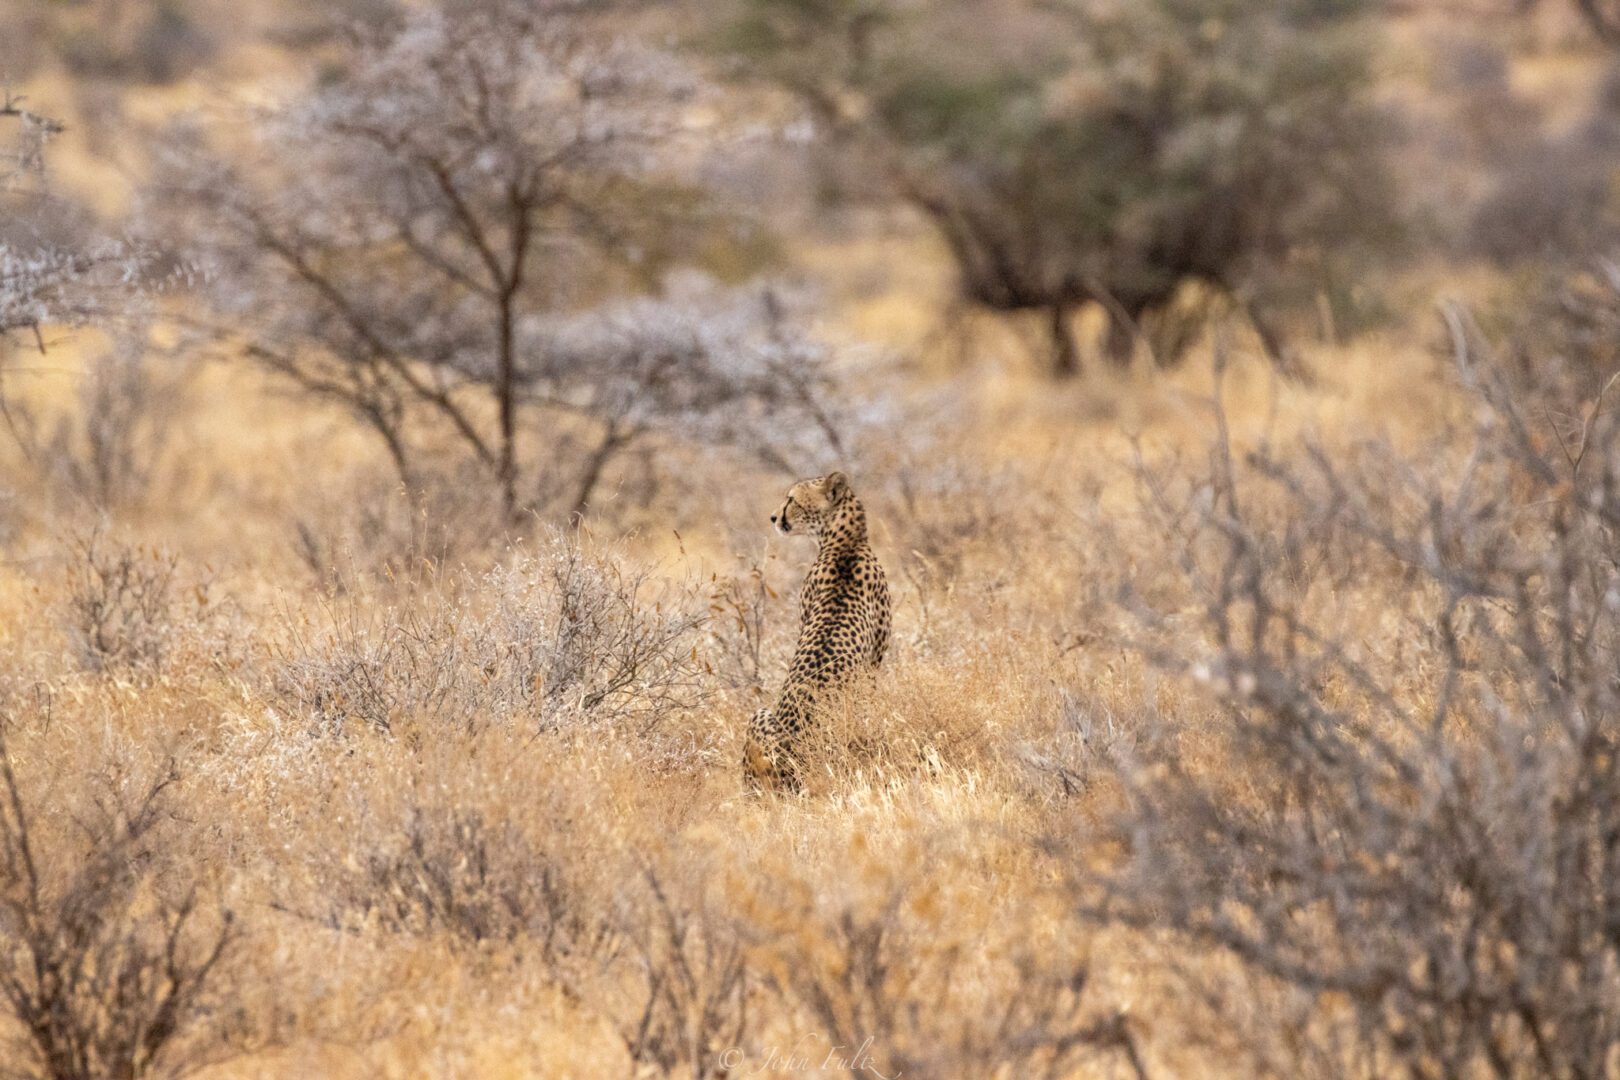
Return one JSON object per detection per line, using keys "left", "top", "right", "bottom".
{"left": 0, "top": 94, "right": 136, "bottom": 344}
{"left": 531, "top": 280, "right": 848, "bottom": 516}
{"left": 2, "top": 94, "right": 164, "bottom": 501}
{"left": 158, "top": 0, "right": 842, "bottom": 521}
{"left": 721, "top": 0, "right": 1397, "bottom": 376}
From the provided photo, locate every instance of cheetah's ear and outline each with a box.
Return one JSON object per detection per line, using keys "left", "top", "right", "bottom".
{"left": 823, "top": 471, "right": 851, "bottom": 502}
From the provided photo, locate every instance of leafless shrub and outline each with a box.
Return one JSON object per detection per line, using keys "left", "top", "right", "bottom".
{"left": 1017, "top": 691, "right": 1139, "bottom": 801}
{"left": 531, "top": 279, "right": 852, "bottom": 507}
{"left": 542, "top": 547, "right": 709, "bottom": 731}
{"left": 0, "top": 731, "right": 244, "bottom": 1080}
{"left": 61, "top": 526, "right": 182, "bottom": 672}
{"left": 1486, "top": 253, "right": 1620, "bottom": 400}
{"left": 313, "top": 803, "right": 591, "bottom": 962}
{"left": 700, "top": 554, "right": 795, "bottom": 695}
{"left": 746, "top": 858, "right": 1147, "bottom": 1080}
{"left": 291, "top": 462, "right": 514, "bottom": 591}
{"left": 613, "top": 868, "right": 750, "bottom": 1080}
{"left": 275, "top": 538, "right": 708, "bottom": 736}
{"left": 41, "top": 330, "right": 186, "bottom": 511}
{"left": 1092, "top": 320, "right": 1620, "bottom": 1078}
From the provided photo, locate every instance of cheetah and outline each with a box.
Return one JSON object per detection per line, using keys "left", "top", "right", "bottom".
{"left": 743, "top": 471, "right": 890, "bottom": 792}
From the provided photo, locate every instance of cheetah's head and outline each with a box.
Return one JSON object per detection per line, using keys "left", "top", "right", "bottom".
{"left": 770, "top": 471, "right": 852, "bottom": 536}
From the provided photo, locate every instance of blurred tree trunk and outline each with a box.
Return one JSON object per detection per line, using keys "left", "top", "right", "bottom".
{"left": 1093, "top": 287, "right": 1152, "bottom": 370}
{"left": 1048, "top": 302, "right": 1081, "bottom": 378}
{"left": 1103, "top": 308, "right": 1136, "bottom": 369}
{"left": 1244, "top": 299, "right": 1312, "bottom": 382}
{"left": 570, "top": 422, "right": 633, "bottom": 524}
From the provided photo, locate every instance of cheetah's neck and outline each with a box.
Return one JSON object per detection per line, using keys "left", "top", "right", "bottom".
{"left": 816, "top": 496, "right": 869, "bottom": 556}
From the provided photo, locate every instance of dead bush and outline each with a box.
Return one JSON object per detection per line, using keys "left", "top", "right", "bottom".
{"left": 612, "top": 868, "right": 750, "bottom": 1080}
{"left": 740, "top": 834, "right": 1146, "bottom": 1080}
{"left": 310, "top": 802, "right": 594, "bottom": 965}
{"left": 42, "top": 330, "right": 186, "bottom": 512}
{"left": 701, "top": 553, "right": 796, "bottom": 696}
{"left": 61, "top": 526, "right": 182, "bottom": 673}
{"left": 291, "top": 462, "right": 515, "bottom": 592}
{"left": 1016, "top": 690, "right": 1141, "bottom": 802}
{"left": 0, "top": 728, "right": 245, "bottom": 1080}
{"left": 1491, "top": 254, "right": 1620, "bottom": 398}
{"left": 1091, "top": 320, "right": 1620, "bottom": 1078}
{"left": 275, "top": 537, "right": 708, "bottom": 737}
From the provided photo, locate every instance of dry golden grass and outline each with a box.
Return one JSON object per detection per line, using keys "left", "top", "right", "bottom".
{"left": 0, "top": 294, "right": 1471, "bottom": 1077}
{"left": 4, "top": 24, "right": 1605, "bottom": 1078}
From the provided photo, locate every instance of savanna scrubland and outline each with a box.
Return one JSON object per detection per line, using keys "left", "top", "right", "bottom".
{"left": 4, "top": 1, "right": 1620, "bottom": 1077}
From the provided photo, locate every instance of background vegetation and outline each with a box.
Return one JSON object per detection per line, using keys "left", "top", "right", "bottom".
{"left": 4, "top": 0, "right": 1620, "bottom": 1076}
